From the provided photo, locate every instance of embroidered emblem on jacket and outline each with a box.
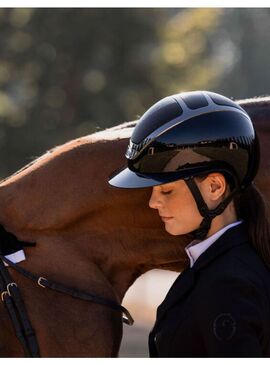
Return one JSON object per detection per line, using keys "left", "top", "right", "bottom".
{"left": 213, "top": 313, "right": 236, "bottom": 341}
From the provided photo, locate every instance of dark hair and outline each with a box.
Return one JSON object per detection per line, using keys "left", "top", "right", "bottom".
{"left": 195, "top": 174, "right": 270, "bottom": 269}
{"left": 234, "top": 183, "right": 270, "bottom": 269}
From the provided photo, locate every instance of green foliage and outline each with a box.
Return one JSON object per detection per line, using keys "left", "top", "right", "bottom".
{"left": 0, "top": 8, "right": 269, "bottom": 177}
{"left": 151, "top": 9, "right": 223, "bottom": 93}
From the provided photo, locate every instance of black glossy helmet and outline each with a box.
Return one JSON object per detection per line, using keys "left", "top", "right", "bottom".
{"left": 108, "top": 91, "right": 260, "bottom": 239}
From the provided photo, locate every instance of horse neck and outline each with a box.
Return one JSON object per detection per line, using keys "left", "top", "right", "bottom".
{"left": 239, "top": 97, "right": 270, "bottom": 130}
{"left": 66, "top": 224, "right": 187, "bottom": 302}
{"left": 0, "top": 131, "right": 187, "bottom": 304}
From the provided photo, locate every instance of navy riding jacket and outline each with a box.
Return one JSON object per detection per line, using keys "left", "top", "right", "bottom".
{"left": 148, "top": 223, "right": 270, "bottom": 357}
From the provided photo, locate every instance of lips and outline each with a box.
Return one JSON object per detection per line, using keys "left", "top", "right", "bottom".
{"left": 160, "top": 216, "right": 173, "bottom": 221}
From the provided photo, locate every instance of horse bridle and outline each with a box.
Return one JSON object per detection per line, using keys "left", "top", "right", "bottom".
{"left": 0, "top": 246, "right": 134, "bottom": 357}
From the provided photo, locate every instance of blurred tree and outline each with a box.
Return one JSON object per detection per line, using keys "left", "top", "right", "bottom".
{"left": 0, "top": 8, "right": 269, "bottom": 177}
{"left": 151, "top": 8, "right": 223, "bottom": 94}
{"left": 0, "top": 9, "right": 172, "bottom": 176}
{"left": 212, "top": 8, "right": 270, "bottom": 99}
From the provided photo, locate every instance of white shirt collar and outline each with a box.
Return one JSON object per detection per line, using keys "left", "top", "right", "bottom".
{"left": 3, "top": 250, "right": 26, "bottom": 266}
{"left": 185, "top": 220, "right": 243, "bottom": 268}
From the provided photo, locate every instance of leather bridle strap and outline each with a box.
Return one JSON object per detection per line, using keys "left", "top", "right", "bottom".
{"left": 0, "top": 255, "right": 134, "bottom": 327}
{"left": 0, "top": 257, "right": 40, "bottom": 357}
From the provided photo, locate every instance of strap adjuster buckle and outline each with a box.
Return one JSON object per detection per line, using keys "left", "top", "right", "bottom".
{"left": 37, "top": 277, "right": 47, "bottom": 288}
{"left": 7, "top": 282, "right": 17, "bottom": 296}
{"left": 1, "top": 291, "right": 8, "bottom": 302}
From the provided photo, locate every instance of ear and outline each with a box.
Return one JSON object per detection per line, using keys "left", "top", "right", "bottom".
{"left": 206, "top": 173, "right": 227, "bottom": 201}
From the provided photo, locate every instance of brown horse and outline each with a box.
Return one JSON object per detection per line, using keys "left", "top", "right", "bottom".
{"left": 0, "top": 97, "right": 269, "bottom": 357}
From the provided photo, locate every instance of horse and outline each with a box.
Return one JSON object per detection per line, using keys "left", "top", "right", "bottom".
{"left": 0, "top": 96, "right": 269, "bottom": 357}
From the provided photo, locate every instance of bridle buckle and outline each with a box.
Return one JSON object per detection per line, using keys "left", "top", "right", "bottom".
{"left": 7, "top": 282, "right": 17, "bottom": 296}
{"left": 1, "top": 290, "right": 8, "bottom": 302}
{"left": 37, "top": 277, "right": 47, "bottom": 288}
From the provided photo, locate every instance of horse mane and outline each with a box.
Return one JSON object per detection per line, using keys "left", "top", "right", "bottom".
{"left": 1, "top": 95, "right": 269, "bottom": 186}
{"left": 0, "top": 149, "right": 56, "bottom": 185}
{"left": 0, "top": 120, "right": 136, "bottom": 186}
{"left": 237, "top": 95, "right": 270, "bottom": 107}
{"left": 237, "top": 96, "right": 270, "bottom": 131}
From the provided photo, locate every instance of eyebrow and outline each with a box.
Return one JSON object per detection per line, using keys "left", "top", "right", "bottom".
{"left": 161, "top": 183, "right": 175, "bottom": 189}
{"left": 154, "top": 182, "right": 176, "bottom": 191}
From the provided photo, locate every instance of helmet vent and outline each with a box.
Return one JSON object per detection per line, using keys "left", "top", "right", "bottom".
{"left": 131, "top": 97, "right": 182, "bottom": 144}
{"left": 181, "top": 92, "right": 208, "bottom": 109}
{"left": 148, "top": 147, "right": 155, "bottom": 155}
{"left": 208, "top": 92, "right": 244, "bottom": 112}
{"left": 125, "top": 138, "right": 151, "bottom": 160}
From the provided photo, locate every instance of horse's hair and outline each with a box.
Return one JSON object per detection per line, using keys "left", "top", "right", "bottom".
{"left": 237, "top": 95, "right": 270, "bottom": 106}
{"left": 238, "top": 96, "right": 270, "bottom": 127}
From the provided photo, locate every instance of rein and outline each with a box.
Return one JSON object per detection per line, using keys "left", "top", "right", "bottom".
{"left": 0, "top": 249, "right": 134, "bottom": 357}
{"left": 0, "top": 255, "right": 40, "bottom": 356}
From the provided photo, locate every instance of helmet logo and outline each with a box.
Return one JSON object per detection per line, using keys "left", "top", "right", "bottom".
{"left": 229, "top": 142, "right": 238, "bottom": 150}
{"left": 125, "top": 139, "right": 150, "bottom": 160}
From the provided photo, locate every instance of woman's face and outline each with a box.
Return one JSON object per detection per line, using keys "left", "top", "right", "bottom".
{"left": 148, "top": 179, "right": 203, "bottom": 235}
{"left": 149, "top": 174, "right": 235, "bottom": 236}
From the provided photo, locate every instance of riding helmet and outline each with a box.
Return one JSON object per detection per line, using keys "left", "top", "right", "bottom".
{"left": 108, "top": 90, "right": 259, "bottom": 190}
{"left": 108, "top": 91, "right": 260, "bottom": 239}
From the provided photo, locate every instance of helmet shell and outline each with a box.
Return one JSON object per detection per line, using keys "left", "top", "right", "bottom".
{"left": 108, "top": 91, "right": 259, "bottom": 189}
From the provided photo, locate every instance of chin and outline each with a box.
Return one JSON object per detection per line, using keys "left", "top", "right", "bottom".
{"left": 166, "top": 230, "right": 180, "bottom": 236}
{"left": 165, "top": 227, "right": 185, "bottom": 236}
{"left": 165, "top": 224, "right": 194, "bottom": 236}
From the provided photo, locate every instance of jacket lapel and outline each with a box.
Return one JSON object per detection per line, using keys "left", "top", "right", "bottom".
{"left": 155, "top": 223, "right": 249, "bottom": 325}
{"left": 156, "top": 266, "right": 195, "bottom": 322}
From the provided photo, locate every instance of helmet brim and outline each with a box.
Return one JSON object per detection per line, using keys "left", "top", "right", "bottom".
{"left": 108, "top": 166, "right": 201, "bottom": 189}
{"left": 108, "top": 162, "right": 240, "bottom": 189}
{"left": 108, "top": 167, "right": 165, "bottom": 188}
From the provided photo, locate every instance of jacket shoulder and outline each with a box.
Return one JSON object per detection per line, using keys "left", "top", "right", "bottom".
{"left": 200, "top": 241, "right": 270, "bottom": 295}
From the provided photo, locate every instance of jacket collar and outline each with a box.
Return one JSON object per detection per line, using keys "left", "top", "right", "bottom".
{"left": 155, "top": 223, "right": 249, "bottom": 324}
{"left": 185, "top": 220, "right": 243, "bottom": 267}
{"left": 192, "top": 222, "right": 249, "bottom": 271}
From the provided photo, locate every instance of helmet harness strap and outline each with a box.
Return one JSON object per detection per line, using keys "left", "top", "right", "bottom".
{"left": 184, "top": 178, "right": 240, "bottom": 240}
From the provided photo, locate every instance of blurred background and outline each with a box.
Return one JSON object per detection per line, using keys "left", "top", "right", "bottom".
{"left": 0, "top": 7, "right": 269, "bottom": 356}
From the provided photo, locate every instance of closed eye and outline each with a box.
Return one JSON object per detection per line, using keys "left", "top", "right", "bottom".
{"left": 161, "top": 190, "right": 172, "bottom": 195}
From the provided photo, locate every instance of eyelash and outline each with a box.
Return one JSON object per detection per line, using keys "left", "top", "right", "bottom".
{"left": 161, "top": 190, "right": 172, "bottom": 195}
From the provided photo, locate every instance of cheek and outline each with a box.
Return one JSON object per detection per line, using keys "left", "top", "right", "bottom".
{"left": 164, "top": 192, "right": 202, "bottom": 235}
{"left": 170, "top": 190, "right": 196, "bottom": 215}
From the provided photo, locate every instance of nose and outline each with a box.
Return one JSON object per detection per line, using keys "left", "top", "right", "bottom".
{"left": 149, "top": 188, "right": 162, "bottom": 209}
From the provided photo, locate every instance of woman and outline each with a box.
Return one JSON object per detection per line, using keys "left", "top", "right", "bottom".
{"left": 108, "top": 91, "right": 270, "bottom": 357}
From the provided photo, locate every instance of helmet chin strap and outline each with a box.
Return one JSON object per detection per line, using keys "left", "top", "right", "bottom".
{"left": 184, "top": 178, "right": 240, "bottom": 240}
